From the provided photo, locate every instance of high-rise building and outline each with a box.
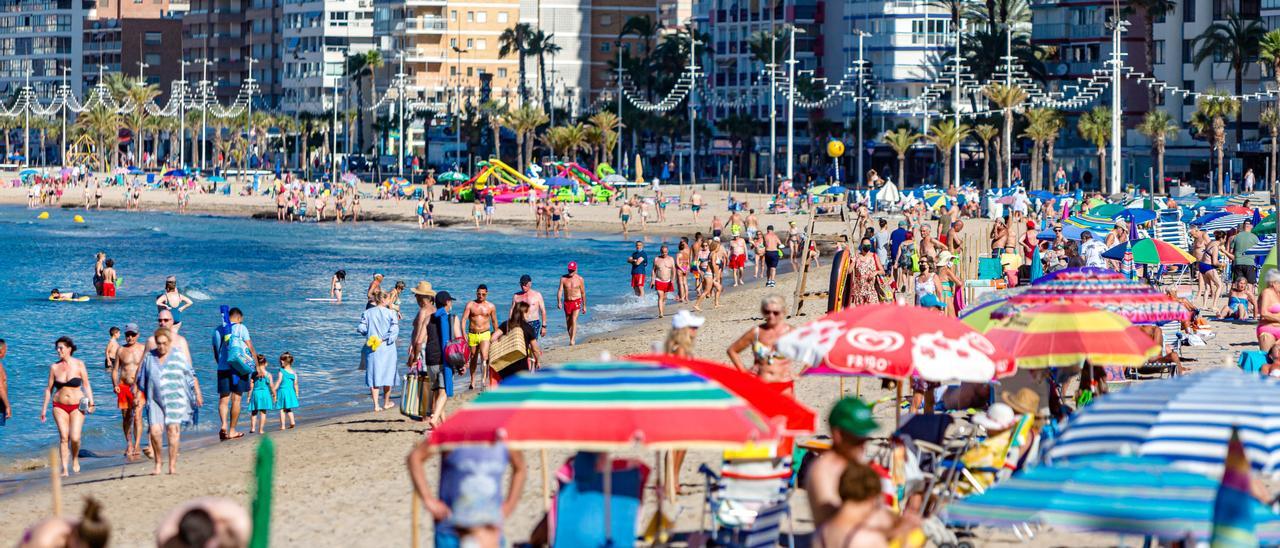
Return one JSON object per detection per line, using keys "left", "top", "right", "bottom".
{"left": 281, "top": 0, "right": 375, "bottom": 115}
{"left": 0, "top": 0, "right": 86, "bottom": 96}
{"left": 181, "top": 0, "right": 283, "bottom": 107}
{"left": 84, "top": 0, "right": 186, "bottom": 98}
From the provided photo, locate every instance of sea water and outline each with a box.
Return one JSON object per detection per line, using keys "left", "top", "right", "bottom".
{"left": 0, "top": 205, "right": 662, "bottom": 464}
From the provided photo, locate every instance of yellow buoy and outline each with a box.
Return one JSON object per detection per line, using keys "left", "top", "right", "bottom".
{"left": 827, "top": 140, "right": 846, "bottom": 158}
{"left": 73, "top": 215, "right": 84, "bottom": 223}
{"left": 36, "top": 211, "right": 49, "bottom": 220}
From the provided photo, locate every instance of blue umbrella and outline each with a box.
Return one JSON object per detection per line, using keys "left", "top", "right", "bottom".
{"left": 1194, "top": 196, "right": 1230, "bottom": 210}
{"left": 1030, "top": 244, "right": 1043, "bottom": 281}
{"left": 819, "top": 185, "right": 849, "bottom": 195}
{"left": 127, "top": 166, "right": 145, "bottom": 175}
{"left": 1195, "top": 213, "right": 1250, "bottom": 233}
{"left": 1113, "top": 208, "right": 1156, "bottom": 224}
{"left": 1036, "top": 224, "right": 1087, "bottom": 242}
{"left": 18, "top": 168, "right": 37, "bottom": 178}
{"left": 1028, "top": 190, "right": 1056, "bottom": 200}
{"left": 946, "top": 455, "right": 1280, "bottom": 542}
{"left": 164, "top": 169, "right": 187, "bottom": 177}
{"left": 1049, "top": 368, "right": 1280, "bottom": 474}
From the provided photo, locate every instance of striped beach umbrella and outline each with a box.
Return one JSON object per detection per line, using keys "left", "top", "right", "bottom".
{"left": 1100, "top": 238, "right": 1196, "bottom": 265}
{"left": 1063, "top": 213, "right": 1113, "bottom": 234}
{"left": 991, "top": 275, "right": 1188, "bottom": 325}
{"left": 1246, "top": 234, "right": 1274, "bottom": 256}
{"left": 1194, "top": 212, "right": 1250, "bottom": 233}
{"left": 1048, "top": 369, "right": 1280, "bottom": 474}
{"left": 1195, "top": 196, "right": 1230, "bottom": 210}
{"left": 427, "top": 361, "right": 778, "bottom": 450}
{"left": 946, "top": 455, "right": 1280, "bottom": 542}
{"left": 983, "top": 303, "right": 1159, "bottom": 368}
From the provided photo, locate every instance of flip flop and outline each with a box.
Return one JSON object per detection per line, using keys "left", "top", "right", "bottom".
{"left": 227, "top": 432, "right": 245, "bottom": 440}
{"left": 219, "top": 429, "right": 228, "bottom": 441}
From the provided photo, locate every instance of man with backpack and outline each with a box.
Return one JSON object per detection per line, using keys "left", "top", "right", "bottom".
{"left": 212, "top": 306, "right": 258, "bottom": 440}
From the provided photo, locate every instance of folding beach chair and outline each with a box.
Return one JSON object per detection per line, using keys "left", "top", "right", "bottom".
{"left": 698, "top": 456, "right": 796, "bottom": 548}
{"left": 552, "top": 453, "right": 650, "bottom": 548}
{"left": 1153, "top": 209, "right": 1194, "bottom": 286}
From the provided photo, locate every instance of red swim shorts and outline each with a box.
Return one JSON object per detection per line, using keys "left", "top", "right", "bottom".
{"left": 654, "top": 279, "right": 673, "bottom": 292}
{"left": 564, "top": 298, "right": 584, "bottom": 315}
{"left": 729, "top": 254, "right": 747, "bottom": 269}
{"left": 631, "top": 274, "right": 646, "bottom": 288}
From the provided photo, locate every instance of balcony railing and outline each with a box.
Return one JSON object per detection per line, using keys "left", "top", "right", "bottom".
{"left": 405, "top": 16, "right": 448, "bottom": 33}
{"left": 1032, "top": 22, "right": 1107, "bottom": 40}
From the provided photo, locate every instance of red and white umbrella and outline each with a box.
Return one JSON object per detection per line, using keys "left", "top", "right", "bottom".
{"left": 777, "top": 303, "right": 1016, "bottom": 382}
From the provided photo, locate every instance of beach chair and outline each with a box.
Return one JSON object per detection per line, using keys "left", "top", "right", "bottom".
{"left": 1153, "top": 209, "right": 1193, "bottom": 286}
{"left": 697, "top": 456, "right": 795, "bottom": 548}
{"left": 552, "top": 453, "right": 650, "bottom": 548}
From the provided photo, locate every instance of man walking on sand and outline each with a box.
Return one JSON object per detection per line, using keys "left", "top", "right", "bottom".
{"left": 653, "top": 245, "right": 676, "bottom": 318}
{"left": 405, "top": 281, "right": 450, "bottom": 425}
{"left": 619, "top": 200, "right": 633, "bottom": 237}
{"left": 113, "top": 323, "right": 147, "bottom": 459}
{"left": 510, "top": 275, "right": 547, "bottom": 341}
{"left": 211, "top": 307, "right": 256, "bottom": 440}
{"left": 628, "top": 240, "right": 648, "bottom": 297}
{"left": 558, "top": 262, "right": 587, "bottom": 345}
{"left": 691, "top": 191, "right": 703, "bottom": 223}
{"left": 763, "top": 225, "right": 782, "bottom": 287}
{"left": 462, "top": 285, "right": 497, "bottom": 390}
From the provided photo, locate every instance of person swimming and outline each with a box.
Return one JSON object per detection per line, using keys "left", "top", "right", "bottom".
{"left": 50, "top": 289, "right": 81, "bottom": 301}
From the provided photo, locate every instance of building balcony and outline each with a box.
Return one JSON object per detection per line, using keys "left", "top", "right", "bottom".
{"left": 405, "top": 49, "right": 450, "bottom": 64}
{"left": 404, "top": 16, "right": 448, "bottom": 34}
{"left": 1032, "top": 22, "right": 1107, "bottom": 41}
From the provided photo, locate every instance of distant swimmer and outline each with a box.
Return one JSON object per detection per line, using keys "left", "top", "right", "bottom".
{"left": 331, "top": 270, "right": 347, "bottom": 303}
{"left": 49, "top": 289, "right": 85, "bottom": 302}
{"left": 155, "top": 276, "right": 194, "bottom": 332}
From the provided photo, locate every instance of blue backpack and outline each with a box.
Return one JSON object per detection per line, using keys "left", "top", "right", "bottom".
{"left": 221, "top": 326, "right": 254, "bottom": 376}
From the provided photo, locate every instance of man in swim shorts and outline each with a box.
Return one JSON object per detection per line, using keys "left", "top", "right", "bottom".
{"left": 728, "top": 234, "right": 748, "bottom": 287}
{"left": 462, "top": 285, "right": 497, "bottom": 390}
{"left": 628, "top": 240, "right": 648, "bottom": 297}
{"left": 113, "top": 323, "right": 146, "bottom": 459}
{"left": 558, "top": 262, "right": 587, "bottom": 345}
{"left": 510, "top": 274, "right": 547, "bottom": 341}
{"left": 652, "top": 245, "right": 676, "bottom": 318}
{"left": 619, "top": 201, "right": 633, "bottom": 237}
{"left": 763, "top": 225, "right": 782, "bottom": 288}
{"left": 690, "top": 191, "right": 703, "bottom": 223}
{"left": 101, "top": 259, "right": 117, "bottom": 298}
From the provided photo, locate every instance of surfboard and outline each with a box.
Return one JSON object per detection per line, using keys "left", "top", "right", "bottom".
{"left": 49, "top": 296, "right": 91, "bottom": 302}
{"left": 306, "top": 298, "right": 340, "bottom": 303}
{"left": 827, "top": 248, "right": 848, "bottom": 312}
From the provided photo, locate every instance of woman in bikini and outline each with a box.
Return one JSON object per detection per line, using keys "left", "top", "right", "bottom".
{"left": 1199, "top": 231, "right": 1229, "bottom": 311}
{"left": 331, "top": 270, "right": 346, "bottom": 302}
{"left": 156, "top": 276, "right": 194, "bottom": 332}
{"left": 727, "top": 295, "right": 795, "bottom": 396}
{"left": 693, "top": 241, "right": 717, "bottom": 311}
{"left": 41, "top": 336, "right": 94, "bottom": 476}
{"left": 675, "top": 240, "right": 691, "bottom": 303}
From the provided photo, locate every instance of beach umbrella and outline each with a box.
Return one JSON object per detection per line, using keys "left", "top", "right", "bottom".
{"left": 1048, "top": 368, "right": 1280, "bottom": 474}
{"left": 1036, "top": 224, "right": 1088, "bottom": 241}
{"left": 1063, "top": 213, "right": 1113, "bottom": 234}
{"left": 1125, "top": 196, "right": 1163, "bottom": 210}
{"left": 1191, "top": 211, "right": 1249, "bottom": 232}
{"left": 206, "top": 175, "right": 226, "bottom": 183}
{"left": 808, "top": 184, "right": 831, "bottom": 196}
{"left": 249, "top": 436, "right": 274, "bottom": 548}
{"left": 1223, "top": 205, "right": 1253, "bottom": 216}
{"left": 1212, "top": 429, "right": 1259, "bottom": 545}
{"left": 428, "top": 361, "right": 777, "bottom": 450}
{"left": 627, "top": 354, "right": 816, "bottom": 434}
{"left": 959, "top": 299, "right": 1007, "bottom": 332}
{"left": 1112, "top": 207, "right": 1157, "bottom": 224}
{"left": 946, "top": 455, "right": 1280, "bottom": 542}
{"left": 982, "top": 303, "right": 1159, "bottom": 368}
{"left": 1028, "top": 190, "right": 1056, "bottom": 201}
{"left": 1088, "top": 203, "right": 1126, "bottom": 218}
{"left": 602, "top": 174, "right": 628, "bottom": 184}
{"left": 1254, "top": 216, "right": 1276, "bottom": 235}
{"left": 819, "top": 184, "right": 849, "bottom": 195}
{"left": 164, "top": 169, "right": 187, "bottom": 177}
{"left": 991, "top": 271, "right": 1187, "bottom": 325}
{"left": 1247, "top": 234, "right": 1276, "bottom": 256}
{"left": 1100, "top": 238, "right": 1196, "bottom": 265}
{"left": 437, "top": 171, "right": 468, "bottom": 183}
{"left": 1194, "top": 196, "right": 1230, "bottom": 210}
{"left": 923, "top": 193, "right": 949, "bottom": 210}
{"left": 775, "top": 303, "right": 1016, "bottom": 383}
{"left": 18, "top": 168, "right": 37, "bottom": 178}
{"left": 1030, "top": 266, "right": 1125, "bottom": 284}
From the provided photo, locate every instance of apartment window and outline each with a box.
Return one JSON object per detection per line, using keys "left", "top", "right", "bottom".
{"left": 466, "top": 67, "right": 473, "bottom": 76}
{"left": 451, "top": 66, "right": 457, "bottom": 76}
{"left": 466, "top": 38, "right": 473, "bottom": 48}
{"left": 1153, "top": 39, "right": 1164, "bottom": 64}
{"left": 476, "top": 11, "right": 486, "bottom": 23}
{"left": 450, "top": 10, "right": 457, "bottom": 21}
{"left": 466, "top": 11, "right": 474, "bottom": 22}
{"left": 601, "top": 42, "right": 610, "bottom": 52}
{"left": 498, "top": 68, "right": 507, "bottom": 77}
{"left": 476, "top": 39, "right": 486, "bottom": 50}
{"left": 1183, "top": 0, "right": 1195, "bottom": 21}
{"left": 144, "top": 53, "right": 161, "bottom": 65}
{"left": 450, "top": 37, "right": 457, "bottom": 48}
{"left": 1182, "top": 39, "right": 1193, "bottom": 63}
{"left": 144, "top": 32, "right": 162, "bottom": 45}
{"left": 1183, "top": 79, "right": 1194, "bottom": 93}
{"left": 601, "top": 15, "right": 613, "bottom": 26}
{"left": 497, "top": 12, "right": 508, "bottom": 23}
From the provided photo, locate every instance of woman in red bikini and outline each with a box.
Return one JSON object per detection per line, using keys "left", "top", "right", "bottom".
{"left": 40, "top": 336, "right": 95, "bottom": 476}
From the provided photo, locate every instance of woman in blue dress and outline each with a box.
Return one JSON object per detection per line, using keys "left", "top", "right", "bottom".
{"left": 273, "top": 352, "right": 301, "bottom": 429}
{"left": 358, "top": 290, "right": 400, "bottom": 411}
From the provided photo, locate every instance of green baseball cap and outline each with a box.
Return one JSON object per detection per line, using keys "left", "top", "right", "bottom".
{"left": 829, "top": 397, "right": 878, "bottom": 437}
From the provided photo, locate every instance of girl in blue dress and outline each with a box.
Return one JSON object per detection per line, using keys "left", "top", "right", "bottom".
{"left": 247, "top": 354, "right": 276, "bottom": 434}
{"left": 273, "top": 352, "right": 301, "bottom": 429}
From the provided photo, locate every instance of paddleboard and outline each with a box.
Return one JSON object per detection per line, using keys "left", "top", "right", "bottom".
{"left": 306, "top": 298, "right": 340, "bottom": 303}
{"left": 827, "top": 248, "right": 848, "bottom": 312}
{"left": 49, "top": 296, "right": 91, "bottom": 302}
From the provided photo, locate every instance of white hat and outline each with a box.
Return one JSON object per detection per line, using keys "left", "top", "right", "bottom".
{"left": 938, "top": 251, "right": 955, "bottom": 264}
{"left": 972, "top": 403, "right": 1016, "bottom": 432}
{"left": 672, "top": 310, "right": 706, "bottom": 329}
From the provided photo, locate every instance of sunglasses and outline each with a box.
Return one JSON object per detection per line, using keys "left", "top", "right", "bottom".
{"left": 158, "top": 318, "right": 173, "bottom": 324}
{"left": 762, "top": 309, "right": 784, "bottom": 316}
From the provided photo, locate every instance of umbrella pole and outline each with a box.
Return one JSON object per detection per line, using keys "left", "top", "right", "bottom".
{"left": 839, "top": 377, "right": 846, "bottom": 397}
{"left": 540, "top": 449, "right": 551, "bottom": 512}
{"left": 856, "top": 378, "right": 862, "bottom": 398}
{"left": 604, "top": 453, "right": 613, "bottom": 546}
{"left": 410, "top": 492, "right": 420, "bottom": 548}
{"left": 895, "top": 381, "right": 903, "bottom": 428}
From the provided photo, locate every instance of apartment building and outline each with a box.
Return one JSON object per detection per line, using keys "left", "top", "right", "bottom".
{"left": 84, "top": 0, "right": 186, "bottom": 98}
{"left": 0, "top": 0, "right": 87, "bottom": 96}
{"left": 281, "top": 0, "right": 375, "bottom": 114}
{"left": 181, "top": 0, "right": 283, "bottom": 106}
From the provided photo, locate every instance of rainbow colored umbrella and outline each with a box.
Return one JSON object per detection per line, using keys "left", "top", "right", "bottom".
{"left": 1100, "top": 238, "right": 1196, "bottom": 265}
{"left": 983, "top": 303, "right": 1159, "bottom": 368}
{"left": 1063, "top": 213, "right": 1113, "bottom": 234}
{"left": 992, "top": 271, "right": 1188, "bottom": 325}
{"left": 427, "top": 361, "right": 778, "bottom": 450}
{"left": 959, "top": 299, "right": 1007, "bottom": 333}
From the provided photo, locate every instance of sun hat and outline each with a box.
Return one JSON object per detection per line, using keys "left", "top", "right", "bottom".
{"left": 409, "top": 280, "right": 436, "bottom": 297}
{"left": 829, "top": 397, "right": 878, "bottom": 438}
{"left": 1002, "top": 387, "right": 1041, "bottom": 416}
{"left": 972, "top": 403, "right": 1017, "bottom": 431}
{"left": 671, "top": 310, "right": 706, "bottom": 329}
{"left": 938, "top": 251, "right": 955, "bottom": 264}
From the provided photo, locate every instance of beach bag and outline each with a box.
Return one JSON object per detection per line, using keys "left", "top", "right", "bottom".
{"left": 489, "top": 327, "right": 528, "bottom": 373}
{"left": 400, "top": 371, "right": 432, "bottom": 421}
{"left": 223, "top": 328, "right": 254, "bottom": 376}
{"left": 444, "top": 338, "right": 470, "bottom": 371}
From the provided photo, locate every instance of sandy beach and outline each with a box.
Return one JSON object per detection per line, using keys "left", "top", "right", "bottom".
{"left": 0, "top": 179, "right": 1256, "bottom": 546}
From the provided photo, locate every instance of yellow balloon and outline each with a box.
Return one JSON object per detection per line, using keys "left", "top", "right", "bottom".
{"left": 827, "top": 140, "right": 846, "bottom": 158}
{"left": 37, "top": 211, "right": 49, "bottom": 219}
{"left": 73, "top": 215, "right": 84, "bottom": 223}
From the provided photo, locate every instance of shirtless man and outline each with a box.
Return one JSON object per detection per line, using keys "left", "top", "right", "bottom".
{"left": 618, "top": 201, "right": 633, "bottom": 237}
{"left": 104, "top": 327, "right": 121, "bottom": 370}
{"left": 557, "top": 262, "right": 587, "bottom": 345}
{"left": 728, "top": 234, "right": 749, "bottom": 287}
{"left": 366, "top": 273, "right": 384, "bottom": 309}
{"left": 745, "top": 209, "right": 760, "bottom": 240}
{"left": 946, "top": 221, "right": 965, "bottom": 256}
{"left": 113, "top": 324, "right": 147, "bottom": 459}
{"left": 989, "top": 218, "right": 1009, "bottom": 257}
{"left": 101, "top": 259, "right": 118, "bottom": 298}
{"left": 510, "top": 274, "right": 548, "bottom": 342}
{"left": 461, "top": 285, "right": 497, "bottom": 390}
{"left": 763, "top": 225, "right": 782, "bottom": 288}
{"left": 710, "top": 215, "right": 724, "bottom": 239}
{"left": 917, "top": 225, "right": 946, "bottom": 262}
{"left": 652, "top": 245, "right": 676, "bottom": 318}
{"left": 690, "top": 191, "right": 703, "bottom": 223}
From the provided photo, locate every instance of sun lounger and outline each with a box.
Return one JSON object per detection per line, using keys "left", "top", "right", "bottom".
{"left": 698, "top": 456, "right": 795, "bottom": 548}
{"left": 552, "top": 453, "right": 649, "bottom": 548}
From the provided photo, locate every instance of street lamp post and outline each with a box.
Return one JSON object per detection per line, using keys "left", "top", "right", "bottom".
{"left": 452, "top": 46, "right": 468, "bottom": 169}
{"left": 616, "top": 40, "right": 623, "bottom": 173}
{"left": 199, "top": 56, "right": 212, "bottom": 172}
{"left": 179, "top": 60, "right": 190, "bottom": 169}
{"left": 853, "top": 29, "right": 868, "bottom": 189}
{"left": 688, "top": 25, "right": 699, "bottom": 187}
{"left": 61, "top": 67, "right": 69, "bottom": 167}
{"left": 953, "top": 20, "right": 964, "bottom": 189}
{"left": 396, "top": 54, "right": 407, "bottom": 178}
{"left": 769, "top": 9, "right": 777, "bottom": 194}
{"left": 1109, "top": 18, "right": 1126, "bottom": 194}
{"left": 332, "top": 58, "right": 341, "bottom": 186}
{"left": 22, "top": 72, "right": 30, "bottom": 167}
{"left": 785, "top": 25, "right": 804, "bottom": 183}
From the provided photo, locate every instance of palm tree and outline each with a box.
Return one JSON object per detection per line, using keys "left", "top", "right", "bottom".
{"left": 926, "top": 120, "right": 971, "bottom": 187}
{"left": 883, "top": 128, "right": 920, "bottom": 188}
{"left": 1129, "top": 0, "right": 1177, "bottom": 108}
{"left": 983, "top": 82, "right": 1028, "bottom": 188}
{"left": 972, "top": 124, "right": 999, "bottom": 188}
{"left": 1261, "top": 30, "right": 1280, "bottom": 91}
{"left": 1192, "top": 11, "right": 1264, "bottom": 151}
{"left": 1136, "top": 110, "right": 1179, "bottom": 195}
{"left": 1262, "top": 107, "right": 1280, "bottom": 193}
{"left": 499, "top": 23, "right": 535, "bottom": 105}
{"left": 1077, "top": 107, "right": 1113, "bottom": 191}
{"left": 583, "top": 124, "right": 604, "bottom": 167}
{"left": 479, "top": 99, "right": 507, "bottom": 159}
{"left": 76, "top": 104, "right": 119, "bottom": 171}
{"left": 1195, "top": 91, "right": 1240, "bottom": 194}
{"left": 528, "top": 30, "right": 562, "bottom": 116}
{"left": 113, "top": 79, "right": 160, "bottom": 165}
{"left": 1022, "top": 108, "right": 1061, "bottom": 190}
{"left": 719, "top": 113, "right": 756, "bottom": 177}
{"left": 620, "top": 15, "right": 661, "bottom": 57}
{"left": 587, "top": 111, "right": 621, "bottom": 165}
{"left": 500, "top": 105, "right": 548, "bottom": 172}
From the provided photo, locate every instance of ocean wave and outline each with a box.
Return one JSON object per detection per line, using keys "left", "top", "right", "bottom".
{"left": 588, "top": 293, "right": 656, "bottom": 315}
{"left": 186, "top": 288, "right": 213, "bottom": 301}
